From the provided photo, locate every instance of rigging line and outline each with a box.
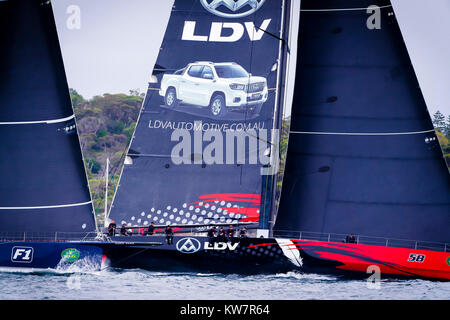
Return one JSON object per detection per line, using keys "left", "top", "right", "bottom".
{"left": 239, "top": 9, "right": 259, "bottom": 186}
{"left": 0, "top": 114, "right": 75, "bottom": 125}
{"left": 300, "top": 4, "right": 392, "bottom": 12}
{"left": 152, "top": 68, "right": 177, "bottom": 72}
{"left": 0, "top": 200, "right": 92, "bottom": 210}
{"left": 290, "top": 129, "right": 435, "bottom": 136}
{"left": 254, "top": 26, "right": 290, "bottom": 53}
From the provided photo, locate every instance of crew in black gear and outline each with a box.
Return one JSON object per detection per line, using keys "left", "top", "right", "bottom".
{"left": 107, "top": 220, "right": 116, "bottom": 236}
{"left": 227, "top": 225, "right": 235, "bottom": 242}
{"left": 239, "top": 227, "right": 247, "bottom": 238}
{"left": 120, "top": 223, "right": 130, "bottom": 236}
{"left": 165, "top": 225, "right": 174, "bottom": 245}
{"left": 207, "top": 226, "right": 217, "bottom": 244}
{"left": 217, "top": 227, "right": 227, "bottom": 242}
{"left": 345, "top": 234, "right": 357, "bottom": 244}
{"left": 147, "top": 222, "right": 155, "bottom": 236}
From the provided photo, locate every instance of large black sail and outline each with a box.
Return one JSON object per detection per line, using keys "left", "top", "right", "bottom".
{"left": 273, "top": 0, "right": 450, "bottom": 243}
{"left": 0, "top": 0, "right": 96, "bottom": 232}
{"left": 109, "top": 0, "right": 289, "bottom": 230}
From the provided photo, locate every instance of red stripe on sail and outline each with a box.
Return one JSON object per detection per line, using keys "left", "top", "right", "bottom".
{"left": 198, "top": 193, "right": 261, "bottom": 200}
{"left": 189, "top": 193, "right": 261, "bottom": 207}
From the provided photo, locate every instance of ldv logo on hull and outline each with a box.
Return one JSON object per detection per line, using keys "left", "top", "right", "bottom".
{"left": 176, "top": 238, "right": 240, "bottom": 254}
{"left": 176, "top": 238, "right": 202, "bottom": 254}
{"left": 204, "top": 242, "right": 239, "bottom": 250}
{"left": 11, "top": 247, "right": 34, "bottom": 263}
{"left": 200, "top": 0, "right": 266, "bottom": 18}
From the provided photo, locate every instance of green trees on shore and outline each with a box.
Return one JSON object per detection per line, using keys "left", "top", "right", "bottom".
{"left": 70, "top": 89, "right": 144, "bottom": 224}
{"left": 432, "top": 110, "right": 450, "bottom": 168}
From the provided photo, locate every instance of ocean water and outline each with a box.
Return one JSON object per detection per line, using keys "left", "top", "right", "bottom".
{"left": 0, "top": 265, "right": 449, "bottom": 300}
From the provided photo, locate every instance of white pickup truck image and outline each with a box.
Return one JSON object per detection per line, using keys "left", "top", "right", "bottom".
{"left": 159, "top": 62, "right": 268, "bottom": 118}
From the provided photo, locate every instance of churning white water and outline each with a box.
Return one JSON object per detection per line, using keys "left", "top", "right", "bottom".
{"left": 0, "top": 268, "right": 448, "bottom": 300}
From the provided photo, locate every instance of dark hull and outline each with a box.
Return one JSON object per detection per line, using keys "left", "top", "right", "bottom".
{"left": 0, "top": 236, "right": 299, "bottom": 274}
{"left": 1, "top": 236, "right": 448, "bottom": 280}
{"left": 103, "top": 236, "right": 298, "bottom": 274}
{"left": 102, "top": 236, "right": 450, "bottom": 280}
{"left": 0, "top": 241, "right": 104, "bottom": 270}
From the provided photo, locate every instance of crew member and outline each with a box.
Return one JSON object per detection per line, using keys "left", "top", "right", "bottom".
{"left": 120, "top": 223, "right": 130, "bottom": 236}
{"left": 147, "top": 222, "right": 155, "bottom": 236}
{"left": 217, "top": 227, "right": 227, "bottom": 242}
{"left": 165, "top": 225, "right": 174, "bottom": 245}
{"left": 227, "top": 225, "right": 235, "bottom": 241}
{"left": 345, "top": 234, "right": 356, "bottom": 244}
{"left": 107, "top": 220, "right": 116, "bottom": 236}
{"left": 207, "top": 226, "right": 217, "bottom": 244}
{"left": 239, "top": 227, "right": 247, "bottom": 239}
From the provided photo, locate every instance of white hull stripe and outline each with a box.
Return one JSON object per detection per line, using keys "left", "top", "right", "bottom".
{"left": 290, "top": 129, "right": 435, "bottom": 136}
{"left": 275, "top": 238, "right": 303, "bottom": 267}
{"left": 0, "top": 114, "right": 75, "bottom": 125}
{"left": 0, "top": 200, "right": 92, "bottom": 210}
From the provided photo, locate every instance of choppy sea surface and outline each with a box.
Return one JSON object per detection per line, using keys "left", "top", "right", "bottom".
{"left": 0, "top": 264, "right": 449, "bottom": 300}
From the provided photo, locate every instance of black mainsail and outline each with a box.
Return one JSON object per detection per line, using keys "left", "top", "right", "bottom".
{"left": 273, "top": 0, "right": 450, "bottom": 243}
{"left": 108, "top": 0, "right": 290, "bottom": 232}
{"left": 0, "top": 0, "right": 96, "bottom": 233}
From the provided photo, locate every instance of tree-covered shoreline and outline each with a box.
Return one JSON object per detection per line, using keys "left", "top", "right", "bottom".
{"left": 432, "top": 110, "right": 450, "bottom": 169}
{"left": 70, "top": 89, "right": 144, "bottom": 225}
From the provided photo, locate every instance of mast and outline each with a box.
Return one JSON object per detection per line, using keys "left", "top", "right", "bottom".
{"left": 257, "top": 0, "right": 292, "bottom": 238}
{"left": 104, "top": 157, "right": 109, "bottom": 227}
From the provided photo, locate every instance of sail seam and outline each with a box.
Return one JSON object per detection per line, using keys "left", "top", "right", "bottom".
{"left": 292, "top": 114, "right": 428, "bottom": 121}
{"left": 0, "top": 114, "right": 75, "bottom": 125}
{"left": 329, "top": 199, "right": 450, "bottom": 206}
{"left": 290, "top": 151, "right": 440, "bottom": 161}
{"left": 128, "top": 153, "right": 173, "bottom": 158}
{"left": 300, "top": 5, "right": 392, "bottom": 12}
{"left": 0, "top": 200, "right": 92, "bottom": 210}
{"left": 290, "top": 129, "right": 435, "bottom": 136}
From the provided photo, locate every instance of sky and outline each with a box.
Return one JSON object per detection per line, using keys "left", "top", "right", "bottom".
{"left": 52, "top": 0, "right": 450, "bottom": 117}
{"left": 392, "top": 0, "right": 450, "bottom": 117}
{"left": 52, "top": 0, "right": 173, "bottom": 98}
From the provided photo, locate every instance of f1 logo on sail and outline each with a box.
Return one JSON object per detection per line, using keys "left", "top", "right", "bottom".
{"left": 182, "top": 0, "right": 270, "bottom": 42}
{"left": 11, "top": 247, "right": 34, "bottom": 263}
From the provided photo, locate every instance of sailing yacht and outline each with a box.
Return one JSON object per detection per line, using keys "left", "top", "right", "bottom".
{"left": 102, "top": 0, "right": 449, "bottom": 279}
{"left": 0, "top": 0, "right": 448, "bottom": 280}
{"left": 0, "top": 0, "right": 105, "bottom": 269}
{"left": 272, "top": 0, "right": 450, "bottom": 280}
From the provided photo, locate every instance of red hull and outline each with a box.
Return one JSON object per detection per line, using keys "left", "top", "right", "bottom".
{"left": 291, "top": 240, "right": 450, "bottom": 280}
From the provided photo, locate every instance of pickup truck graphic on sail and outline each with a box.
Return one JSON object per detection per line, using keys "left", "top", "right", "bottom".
{"left": 159, "top": 62, "right": 268, "bottom": 118}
